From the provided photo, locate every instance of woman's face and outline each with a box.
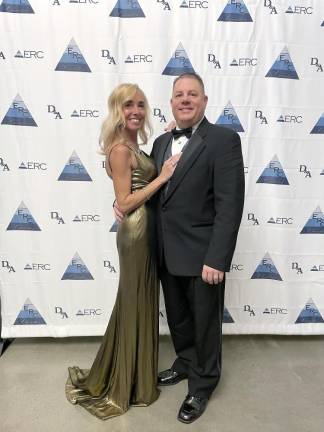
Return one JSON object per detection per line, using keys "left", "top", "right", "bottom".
{"left": 122, "top": 90, "right": 146, "bottom": 132}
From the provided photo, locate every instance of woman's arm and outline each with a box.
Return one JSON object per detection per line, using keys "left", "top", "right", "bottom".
{"left": 108, "top": 144, "right": 179, "bottom": 214}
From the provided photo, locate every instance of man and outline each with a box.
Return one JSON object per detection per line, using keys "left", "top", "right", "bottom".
{"left": 116, "top": 73, "right": 245, "bottom": 423}
{"left": 152, "top": 73, "right": 244, "bottom": 423}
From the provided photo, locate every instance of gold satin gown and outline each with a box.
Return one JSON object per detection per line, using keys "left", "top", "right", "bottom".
{"left": 65, "top": 148, "right": 160, "bottom": 420}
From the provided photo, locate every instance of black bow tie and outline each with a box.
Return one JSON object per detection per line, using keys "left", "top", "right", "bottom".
{"left": 171, "top": 127, "right": 193, "bottom": 140}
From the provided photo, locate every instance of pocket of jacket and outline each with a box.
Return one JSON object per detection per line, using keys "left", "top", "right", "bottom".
{"left": 191, "top": 220, "right": 214, "bottom": 227}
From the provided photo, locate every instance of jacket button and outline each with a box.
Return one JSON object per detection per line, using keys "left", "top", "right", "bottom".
{"left": 162, "top": 206, "right": 166, "bottom": 211}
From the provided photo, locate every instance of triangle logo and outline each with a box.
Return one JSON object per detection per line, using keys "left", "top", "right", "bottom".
{"left": 218, "top": 0, "right": 253, "bottom": 22}
{"left": 180, "top": 0, "right": 189, "bottom": 7}
{"left": 0, "top": 0, "right": 34, "bottom": 13}
{"left": 162, "top": 43, "right": 195, "bottom": 76}
{"left": 55, "top": 38, "right": 91, "bottom": 72}
{"left": 251, "top": 252, "right": 283, "bottom": 281}
{"left": 265, "top": 46, "right": 299, "bottom": 80}
{"left": 110, "top": 220, "right": 118, "bottom": 232}
{"left": 110, "top": 0, "right": 145, "bottom": 18}
{"left": 295, "top": 298, "right": 324, "bottom": 324}
{"left": 223, "top": 306, "right": 234, "bottom": 323}
{"left": 310, "top": 113, "right": 324, "bottom": 134}
{"left": 215, "top": 101, "right": 244, "bottom": 132}
{"left": 62, "top": 252, "right": 94, "bottom": 280}
{"left": 300, "top": 206, "right": 324, "bottom": 234}
{"left": 256, "top": 155, "right": 289, "bottom": 185}
{"left": 1, "top": 94, "right": 37, "bottom": 127}
{"left": 285, "top": 6, "right": 294, "bottom": 13}
{"left": 58, "top": 151, "right": 92, "bottom": 181}
{"left": 14, "top": 298, "right": 46, "bottom": 325}
{"left": 7, "top": 201, "right": 41, "bottom": 231}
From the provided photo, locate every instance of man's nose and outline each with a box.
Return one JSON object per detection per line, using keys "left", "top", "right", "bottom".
{"left": 180, "top": 95, "right": 190, "bottom": 104}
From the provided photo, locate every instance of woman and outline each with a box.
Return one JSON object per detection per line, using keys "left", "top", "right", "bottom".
{"left": 65, "top": 83, "right": 180, "bottom": 420}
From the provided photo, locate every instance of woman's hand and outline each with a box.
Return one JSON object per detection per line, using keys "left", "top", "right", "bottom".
{"left": 113, "top": 200, "right": 124, "bottom": 223}
{"left": 159, "top": 153, "right": 182, "bottom": 182}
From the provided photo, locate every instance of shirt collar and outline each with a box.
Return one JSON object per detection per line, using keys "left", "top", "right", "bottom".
{"left": 175, "top": 116, "right": 205, "bottom": 134}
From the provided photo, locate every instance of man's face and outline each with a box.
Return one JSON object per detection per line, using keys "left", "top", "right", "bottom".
{"left": 170, "top": 77, "right": 208, "bottom": 128}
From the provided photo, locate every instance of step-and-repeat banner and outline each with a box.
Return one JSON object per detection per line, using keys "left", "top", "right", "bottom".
{"left": 1, "top": 0, "right": 324, "bottom": 337}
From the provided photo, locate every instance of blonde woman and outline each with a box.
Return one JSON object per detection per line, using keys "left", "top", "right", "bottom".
{"left": 65, "top": 84, "right": 180, "bottom": 420}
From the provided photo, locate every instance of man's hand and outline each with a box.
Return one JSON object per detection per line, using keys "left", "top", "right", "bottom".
{"left": 202, "top": 265, "right": 224, "bottom": 285}
{"left": 113, "top": 200, "right": 124, "bottom": 223}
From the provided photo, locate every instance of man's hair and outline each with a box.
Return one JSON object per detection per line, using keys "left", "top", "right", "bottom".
{"left": 173, "top": 72, "right": 205, "bottom": 93}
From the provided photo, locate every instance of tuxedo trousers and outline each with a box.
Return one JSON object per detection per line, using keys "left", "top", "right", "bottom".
{"left": 159, "top": 260, "right": 225, "bottom": 399}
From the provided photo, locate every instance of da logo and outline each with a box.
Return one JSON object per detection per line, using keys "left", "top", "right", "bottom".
{"left": 55, "top": 38, "right": 91, "bottom": 72}
{"left": 218, "top": 0, "right": 252, "bottom": 22}
{"left": 0, "top": 0, "right": 34, "bottom": 13}
{"left": 295, "top": 299, "right": 324, "bottom": 324}
{"left": 58, "top": 151, "right": 92, "bottom": 181}
{"left": 162, "top": 43, "right": 195, "bottom": 76}
{"left": 215, "top": 101, "right": 244, "bottom": 132}
{"left": 110, "top": 0, "right": 145, "bottom": 18}
{"left": 14, "top": 298, "right": 46, "bottom": 325}
{"left": 266, "top": 46, "right": 299, "bottom": 80}
{"left": 7, "top": 201, "right": 41, "bottom": 231}
{"left": 256, "top": 155, "right": 289, "bottom": 185}
{"left": 62, "top": 252, "right": 94, "bottom": 280}
{"left": 300, "top": 207, "right": 324, "bottom": 234}
{"left": 223, "top": 307, "right": 234, "bottom": 323}
{"left": 251, "top": 252, "right": 282, "bottom": 281}
{"left": 1, "top": 94, "right": 37, "bottom": 127}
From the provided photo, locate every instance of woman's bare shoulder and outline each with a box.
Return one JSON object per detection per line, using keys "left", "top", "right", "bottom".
{"left": 107, "top": 141, "right": 132, "bottom": 161}
{"left": 106, "top": 142, "right": 135, "bottom": 176}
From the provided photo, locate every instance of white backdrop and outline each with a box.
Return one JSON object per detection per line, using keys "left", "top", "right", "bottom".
{"left": 1, "top": 0, "right": 324, "bottom": 337}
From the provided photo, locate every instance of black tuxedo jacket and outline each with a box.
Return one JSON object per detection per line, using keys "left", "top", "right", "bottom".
{"left": 150, "top": 117, "right": 245, "bottom": 276}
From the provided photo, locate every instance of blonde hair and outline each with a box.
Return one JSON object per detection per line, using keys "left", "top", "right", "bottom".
{"left": 99, "top": 83, "right": 152, "bottom": 155}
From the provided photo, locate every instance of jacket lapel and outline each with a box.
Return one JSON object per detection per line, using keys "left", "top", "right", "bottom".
{"left": 163, "top": 118, "right": 209, "bottom": 203}
{"left": 155, "top": 133, "right": 172, "bottom": 174}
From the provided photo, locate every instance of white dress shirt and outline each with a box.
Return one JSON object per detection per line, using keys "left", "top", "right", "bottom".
{"left": 171, "top": 117, "right": 204, "bottom": 156}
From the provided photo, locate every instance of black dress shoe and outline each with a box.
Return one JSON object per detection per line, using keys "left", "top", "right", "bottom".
{"left": 157, "top": 368, "right": 188, "bottom": 386}
{"left": 177, "top": 394, "right": 208, "bottom": 424}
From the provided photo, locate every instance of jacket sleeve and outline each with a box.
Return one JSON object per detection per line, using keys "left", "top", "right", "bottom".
{"left": 204, "top": 132, "right": 245, "bottom": 272}
{"left": 150, "top": 137, "right": 159, "bottom": 160}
